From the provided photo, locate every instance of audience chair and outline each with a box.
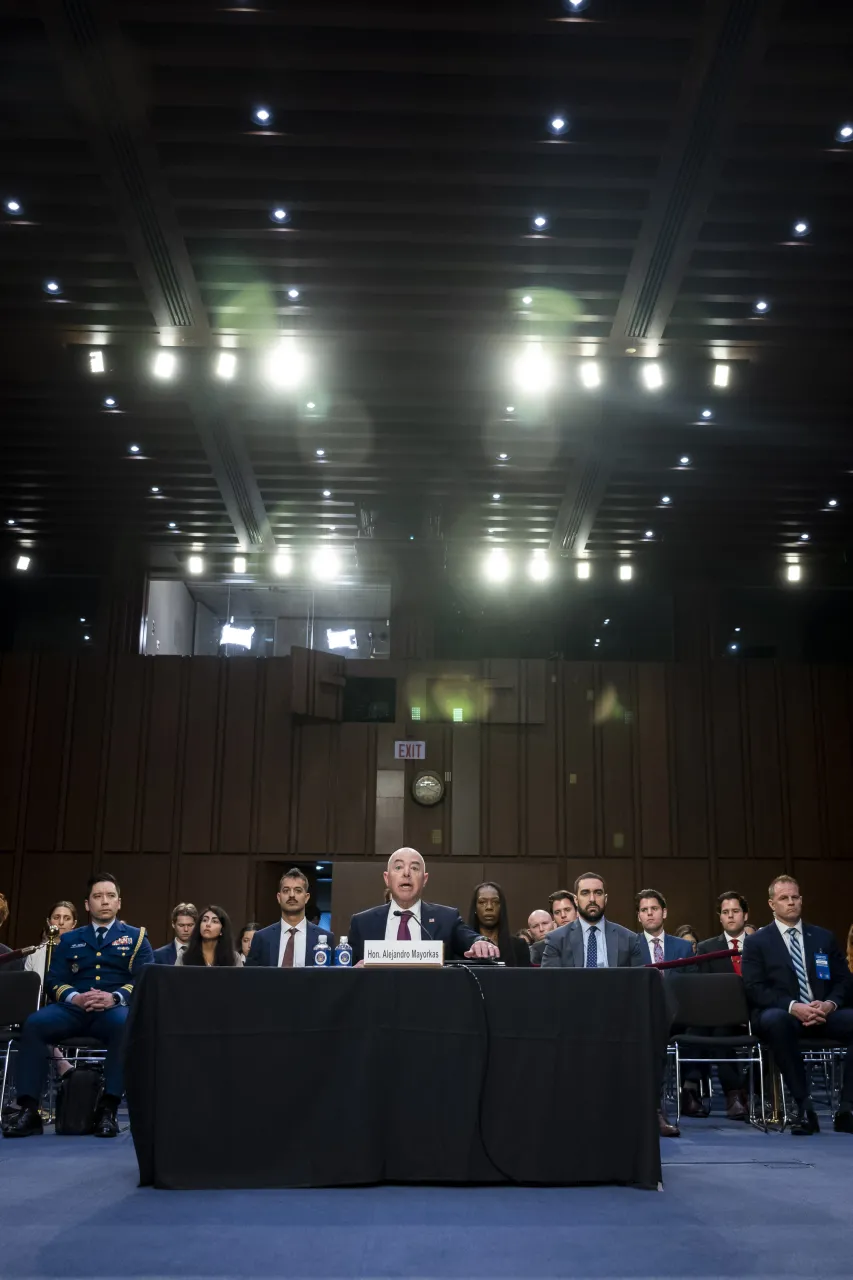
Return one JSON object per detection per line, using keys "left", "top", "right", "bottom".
{"left": 0, "top": 973, "right": 41, "bottom": 1118}
{"left": 665, "top": 972, "right": 767, "bottom": 1130}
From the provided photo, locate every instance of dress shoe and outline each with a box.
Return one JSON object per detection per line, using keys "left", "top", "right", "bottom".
{"left": 725, "top": 1089, "right": 748, "bottom": 1122}
{"left": 790, "top": 1103, "right": 820, "bottom": 1135}
{"left": 92, "top": 1099, "right": 119, "bottom": 1138}
{"left": 833, "top": 1108, "right": 853, "bottom": 1134}
{"left": 680, "top": 1088, "right": 704, "bottom": 1118}
{"left": 1, "top": 1104, "right": 43, "bottom": 1138}
{"left": 658, "top": 1109, "right": 680, "bottom": 1138}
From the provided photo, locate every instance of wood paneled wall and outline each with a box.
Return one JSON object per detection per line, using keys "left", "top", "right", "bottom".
{"left": 1, "top": 654, "right": 852, "bottom": 951}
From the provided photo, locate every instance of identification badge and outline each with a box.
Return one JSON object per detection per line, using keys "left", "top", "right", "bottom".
{"left": 814, "top": 952, "right": 830, "bottom": 981}
{"left": 70, "top": 962, "right": 79, "bottom": 974}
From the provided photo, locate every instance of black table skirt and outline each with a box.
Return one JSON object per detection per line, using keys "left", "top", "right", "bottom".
{"left": 125, "top": 965, "right": 666, "bottom": 1190}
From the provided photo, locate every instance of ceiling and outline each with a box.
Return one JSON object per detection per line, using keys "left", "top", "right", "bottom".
{"left": 1, "top": 0, "right": 852, "bottom": 588}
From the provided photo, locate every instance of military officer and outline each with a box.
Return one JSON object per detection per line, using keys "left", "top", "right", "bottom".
{"left": 3, "top": 872, "right": 153, "bottom": 1139}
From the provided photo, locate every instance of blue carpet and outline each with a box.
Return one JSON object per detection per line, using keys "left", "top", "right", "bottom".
{"left": 1, "top": 1112, "right": 850, "bottom": 1278}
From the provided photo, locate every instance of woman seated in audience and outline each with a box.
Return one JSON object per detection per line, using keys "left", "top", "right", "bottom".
{"left": 675, "top": 924, "right": 699, "bottom": 954}
{"left": 236, "top": 921, "right": 260, "bottom": 965}
{"left": 178, "top": 905, "right": 240, "bottom": 967}
{"left": 24, "top": 900, "right": 78, "bottom": 983}
{"left": 467, "top": 881, "right": 531, "bottom": 967}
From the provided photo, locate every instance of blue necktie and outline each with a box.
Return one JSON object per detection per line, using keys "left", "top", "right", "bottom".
{"left": 95, "top": 927, "right": 107, "bottom": 947}
{"left": 586, "top": 925, "right": 598, "bottom": 969}
{"left": 787, "top": 929, "right": 811, "bottom": 1003}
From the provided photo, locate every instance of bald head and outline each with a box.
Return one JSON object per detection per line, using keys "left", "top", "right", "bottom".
{"left": 384, "top": 847, "right": 428, "bottom": 909}
{"left": 528, "top": 909, "right": 554, "bottom": 942}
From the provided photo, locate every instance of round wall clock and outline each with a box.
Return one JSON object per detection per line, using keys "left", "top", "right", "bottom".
{"left": 411, "top": 771, "right": 445, "bottom": 806}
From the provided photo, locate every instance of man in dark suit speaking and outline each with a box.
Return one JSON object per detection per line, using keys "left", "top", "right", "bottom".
{"left": 742, "top": 874, "right": 853, "bottom": 1136}
{"left": 348, "top": 848, "right": 499, "bottom": 964}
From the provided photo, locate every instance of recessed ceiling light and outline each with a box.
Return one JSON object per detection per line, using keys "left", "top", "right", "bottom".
{"left": 528, "top": 549, "right": 550, "bottom": 582}
{"left": 792, "top": 219, "right": 810, "bottom": 237}
{"left": 828, "top": 498, "right": 838, "bottom": 508}
{"left": 641, "top": 362, "right": 664, "bottom": 390}
{"left": 701, "top": 408, "right": 713, "bottom": 419}
{"left": 787, "top": 563, "right": 801, "bottom": 582}
{"left": 128, "top": 444, "right": 140, "bottom": 454}
{"left": 43, "top": 279, "right": 61, "bottom": 295}
{"left": 6, "top": 518, "right": 15, "bottom": 526}
{"left": 83, "top": 634, "right": 90, "bottom": 641}
{"left": 253, "top": 106, "right": 272, "bottom": 126}
{"left": 492, "top": 493, "right": 501, "bottom": 501}
{"left": 311, "top": 547, "right": 341, "bottom": 582}
{"left": 512, "top": 341, "right": 554, "bottom": 393}
{"left": 548, "top": 116, "right": 568, "bottom": 135}
{"left": 269, "top": 207, "right": 289, "bottom": 224}
{"left": 532, "top": 214, "right": 549, "bottom": 231}
{"left": 216, "top": 351, "right": 237, "bottom": 380}
{"left": 150, "top": 486, "right": 159, "bottom": 493}
{"left": 153, "top": 351, "right": 176, "bottom": 379}
{"left": 234, "top": 555, "right": 247, "bottom": 574}
{"left": 734, "top": 627, "right": 741, "bottom": 632}
{"left": 287, "top": 287, "right": 300, "bottom": 299}
{"left": 306, "top": 401, "right": 316, "bottom": 410}
{"left": 752, "top": 299, "right": 770, "bottom": 315}
{"left": 713, "top": 363, "right": 730, "bottom": 387}
{"left": 484, "top": 548, "right": 511, "bottom": 584}
{"left": 188, "top": 556, "right": 204, "bottom": 575}
{"left": 264, "top": 337, "right": 308, "bottom": 389}
{"left": 506, "top": 405, "right": 515, "bottom": 414}
{"left": 563, "top": 0, "right": 590, "bottom": 10}
{"left": 273, "top": 552, "right": 293, "bottom": 576}
{"left": 644, "top": 530, "right": 654, "bottom": 539}
{"left": 579, "top": 361, "right": 601, "bottom": 389}
{"left": 16, "top": 555, "right": 30, "bottom": 572}
{"left": 316, "top": 448, "right": 325, "bottom": 457}
{"left": 322, "top": 488, "right": 331, "bottom": 497}
{"left": 661, "top": 496, "right": 671, "bottom": 504}
{"left": 498, "top": 452, "right": 508, "bottom": 460}
{"left": 729, "top": 642, "right": 739, "bottom": 653}
{"left": 835, "top": 123, "right": 853, "bottom": 143}
{"left": 88, "top": 350, "right": 105, "bottom": 374}
{"left": 521, "top": 294, "right": 533, "bottom": 306}
{"left": 79, "top": 617, "right": 86, "bottom": 623}
{"left": 576, "top": 561, "right": 590, "bottom": 580}
{"left": 4, "top": 198, "right": 22, "bottom": 215}
{"left": 168, "top": 522, "right": 176, "bottom": 529}
{"left": 799, "top": 532, "right": 810, "bottom": 541}
{"left": 679, "top": 455, "right": 691, "bottom": 466}
{"left": 619, "top": 564, "right": 633, "bottom": 581}
{"left": 603, "top": 617, "right": 610, "bottom": 625}
{"left": 103, "top": 396, "right": 117, "bottom": 408}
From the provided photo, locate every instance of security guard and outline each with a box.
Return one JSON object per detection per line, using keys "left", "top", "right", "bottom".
{"left": 3, "top": 871, "right": 153, "bottom": 1138}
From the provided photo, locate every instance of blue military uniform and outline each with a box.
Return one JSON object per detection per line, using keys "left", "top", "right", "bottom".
{"left": 15, "top": 918, "right": 154, "bottom": 1103}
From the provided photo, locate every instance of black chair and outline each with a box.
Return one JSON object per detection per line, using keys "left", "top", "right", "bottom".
{"left": 0, "top": 972, "right": 41, "bottom": 1116}
{"left": 666, "top": 972, "right": 767, "bottom": 1129}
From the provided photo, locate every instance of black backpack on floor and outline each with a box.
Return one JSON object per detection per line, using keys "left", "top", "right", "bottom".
{"left": 55, "top": 1068, "right": 103, "bottom": 1135}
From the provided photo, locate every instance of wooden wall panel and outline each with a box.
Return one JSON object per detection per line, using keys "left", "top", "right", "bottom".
{"left": 102, "top": 657, "right": 146, "bottom": 852}
{"left": 525, "top": 674, "right": 559, "bottom": 857}
{"left": 715, "top": 860, "right": 778, "bottom": 933}
{"left": 0, "top": 657, "right": 32, "bottom": 849}
{"left": 107, "top": 853, "right": 171, "bottom": 947}
{"left": 708, "top": 664, "right": 747, "bottom": 862}
{"left": 140, "top": 658, "right": 183, "bottom": 853}
{"left": 642, "top": 857, "right": 710, "bottom": 938}
{"left": 563, "top": 664, "right": 595, "bottom": 858}
{"left": 62, "top": 657, "right": 108, "bottom": 852}
{"left": 256, "top": 661, "right": 292, "bottom": 854}
{"left": 24, "top": 658, "right": 72, "bottom": 851}
{"left": 331, "top": 724, "right": 372, "bottom": 855}
{"left": 598, "top": 664, "right": 635, "bottom": 859}
{"left": 16, "top": 853, "right": 92, "bottom": 952}
{"left": 483, "top": 725, "right": 521, "bottom": 857}
{"left": 294, "top": 723, "right": 333, "bottom": 853}
{"left": 180, "top": 659, "right": 221, "bottom": 853}
{"left": 636, "top": 664, "right": 671, "bottom": 860}
{"left": 744, "top": 665, "right": 786, "bottom": 859}
{"left": 420, "top": 860, "right": 485, "bottom": 918}
{"left": 177, "top": 855, "right": 248, "bottom": 932}
{"left": 779, "top": 665, "right": 822, "bottom": 861}
{"left": 450, "top": 725, "right": 481, "bottom": 856}
{"left": 218, "top": 661, "right": 259, "bottom": 853}
{"left": 815, "top": 667, "right": 853, "bottom": 860}
{"left": 403, "top": 724, "right": 448, "bottom": 853}
{"left": 483, "top": 860, "right": 560, "bottom": 928}
{"left": 672, "top": 664, "right": 710, "bottom": 859}
{"left": 792, "top": 858, "right": 853, "bottom": 952}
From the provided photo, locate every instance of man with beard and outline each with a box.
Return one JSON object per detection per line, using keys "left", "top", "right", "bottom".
{"left": 245, "top": 868, "right": 335, "bottom": 966}
{"left": 541, "top": 872, "right": 678, "bottom": 1137}
{"left": 347, "top": 848, "right": 499, "bottom": 964}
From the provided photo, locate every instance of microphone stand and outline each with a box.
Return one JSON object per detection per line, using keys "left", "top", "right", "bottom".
{"left": 39, "top": 925, "right": 60, "bottom": 1006}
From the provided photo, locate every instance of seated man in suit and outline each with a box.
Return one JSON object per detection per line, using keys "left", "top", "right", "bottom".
{"left": 348, "top": 848, "right": 498, "bottom": 964}
{"left": 530, "top": 890, "right": 576, "bottom": 966}
{"left": 153, "top": 902, "right": 198, "bottom": 965}
{"left": 2, "top": 872, "right": 154, "bottom": 1139}
{"left": 682, "top": 890, "right": 752, "bottom": 1121}
{"left": 543, "top": 872, "right": 677, "bottom": 1137}
{"left": 742, "top": 873, "right": 853, "bottom": 1135}
{"left": 635, "top": 889, "right": 694, "bottom": 965}
{"left": 246, "top": 868, "right": 335, "bottom": 967}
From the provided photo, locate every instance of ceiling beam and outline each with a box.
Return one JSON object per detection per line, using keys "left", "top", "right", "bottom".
{"left": 38, "top": 0, "right": 275, "bottom": 551}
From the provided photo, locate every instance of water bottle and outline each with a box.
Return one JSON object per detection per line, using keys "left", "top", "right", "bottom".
{"left": 312, "top": 934, "right": 332, "bottom": 967}
{"left": 334, "top": 935, "right": 353, "bottom": 967}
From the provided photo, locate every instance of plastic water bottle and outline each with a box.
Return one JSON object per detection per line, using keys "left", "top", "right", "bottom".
{"left": 312, "top": 934, "right": 332, "bottom": 967}
{"left": 334, "top": 935, "right": 353, "bottom": 967}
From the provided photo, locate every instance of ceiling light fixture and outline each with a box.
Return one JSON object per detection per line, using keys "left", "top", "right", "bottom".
{"left": 521, "top": 294, "right": 533, "bottom": 306}
{"left": 287, "top": 287, "right": 300, "bottom": 300}
{"left": 786, "top": 563, "right": 802, "bottom": 582}
{"left": 253, "top": 106, "right": 272, "bottom": 126}
{"left": 532, "top": 214, "right": 549, "bottom": 231}
{"left": 153, "top": 351, "right": 177, "bottom": 379}
{"left": 528, "top": 549, "right": 550, "bottom": 582}
{"left": 269, "top": 207, "right": 289, "bottom": 224}
{"left": 273, "top": 552, "right": 293, "bottom": 576}
{"left": 188, "top": 556, "right": 204, "bottom": 574}
{"left": 752, "top": 299, "right": 770, "bottom": 315}
{"left": 512, "top": 341, "right": 555, "bottom": 393}
{"left": 4, "top": 198, "right": 22, "bottom": 215}
{"left": 233, "top": 555, "right": 247, "bottom": 573}
{"left": 322, "top": 488, "right": 331, "bottom": 497}
{"left": 644, "top": 530, "right": 654, "bottom": 539}
{"left": 168, "top": 522, "right": 176, "bottom": 529}
{"left": 498, "top": 452, "right": 508, "bottom": 460}
{"left": 835, "top": 123, "right": 853, "bottom": 143}
{"left": 306, "top": 401, "right": 316, "bottom": 410}
{"left": 641, "top": 362, "right": 664, "bottom": 390}
{"left": 619, "top": 564, "right": 633, "bottom": 581}
{"left": 128, "top": 444, "right": 140, "bottom": 454}
{"left": 43, "top": 279, "right": 62, "bottom": 295}
{"left": 701, "top": 408, "right": 713, "bottom": 419}
{"left": 661, "top": 495, "right": 671, "bottom": 504}
{"left": 311, "top": 547, "right": 341, "bottom": 582}
{"left": 216, "top": 351, "right": 237, "bottom": 380}
{"left": 576, "top": 561, "right": 591, "bottom": 580}
{"left": 103, "top": 396, "right": 117, "bottom": 408}
{"left": 563, "top": 0, "right": 590, "bottom": 10}
{"left": 484, "top": 548, "right": 511, "bottom": 584}
{"left": 506, "top": 405, "right": 515, "bottom": 414}
{"left": 264, "top": 337, "right": 308, "bottom": 389}
{"left": 713, "top": 363, "right": 730, "bottom": 388}
{"left": 316, "top": 448, "right": 325, "bottom": 457}
{"left": 88, "top": 350, "right": 105, "bottom": 374}
{"left": 548, "top": 116, "right": 568, "bottom": 135}
{"left": 579, "top": 361, "right": 601, "bottom": 389}
{"left": 492, "top": 493, "right": 501, "bottom": 501}
{"left": 6, "top": 518, "right": 15, "bottom": 525}
{"left": 679, "top": 455, "right": 691, "bottom": 466}
{"left": 150, "top": 486, "right": 159, "bottom": 493}
{"left": 799, "top": 532, "right": 810, "bottom": 541}
{"left": 792, "top": 219, "right": 810, "bottom": 238}
{"left": 828, "top": 498, "right": 838, "bottom": 508}
{"left": 16, "top": 555, "right": 30, "bottom": 572}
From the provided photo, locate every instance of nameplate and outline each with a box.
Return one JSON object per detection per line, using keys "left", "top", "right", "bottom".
{"left": 363, "top": 941, "right": 444, "bottom": 968}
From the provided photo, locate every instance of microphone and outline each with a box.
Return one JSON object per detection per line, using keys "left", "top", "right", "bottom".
{"left": 0, "top": 945, "right": 37, "bottom": 967}
{"left": 392, "top": 909, "right": 434, "bottom": 940}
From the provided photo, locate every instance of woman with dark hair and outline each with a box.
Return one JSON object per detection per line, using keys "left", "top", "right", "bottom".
{"left": 675, "top": 924, "right": 699, "bottom": 954}
{"left": 467, "top": 882, "right": 531, "bottom": 967}
{"left": 178, "top": 905, "right": 240, "bottom": 967}
{"left": 25, "top": 900, "right": 78, "bottom": 983}
{"left": 237, "top": 921, "right": 260, "bottom": 964}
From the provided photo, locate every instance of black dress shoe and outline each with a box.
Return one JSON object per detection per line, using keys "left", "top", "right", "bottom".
{"left": 2, "top": 1104, "right": 43, "bottom": 1138}
{"left": 680, "top": 1088, "right": 704, "bottom": 1118}
{"left": 833, "top": 1108, "right": 853, "bottom": 1134}
{"left": 790, "top": 1104, "right": 820, "bottom": 1135}
{"left": 92, "top": 1100, "right": 119, "bottom": 1139}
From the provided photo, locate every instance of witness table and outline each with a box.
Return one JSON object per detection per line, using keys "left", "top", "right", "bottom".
{"left": 125, "top": 965, "right": 666, "bottom": 1190}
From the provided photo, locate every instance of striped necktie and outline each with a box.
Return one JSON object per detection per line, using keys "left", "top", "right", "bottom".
{"left": 786, "top": 928, "right": 811, "bottom": 1003}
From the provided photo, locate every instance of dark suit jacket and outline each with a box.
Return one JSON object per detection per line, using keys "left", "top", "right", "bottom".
{"left": 347, "top": 901, "right": 481, "bottom": 964}
{"left": 0, "top": 941, "right": 23, "bottom": 971}
{"left": 741, "top": 921, "right": 850, "bottom": 1012}
{"left": 153, "top": 941, "right": 179, "bottom": 966}
{"left": 541, "top": 918, "right": 645, "bottom": 968}
{"left": 697, "top": 932, "right": 741, "bottom": 974}
{"left": 244, "top": 919, "right": 337, "bottom": 967}
{"left": 530, "top": 937, "right": 547, "bottom": 967}
{"left": 635, "top": 931, "right": 695, "bottom": 963}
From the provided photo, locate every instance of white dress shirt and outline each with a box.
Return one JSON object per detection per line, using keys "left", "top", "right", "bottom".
{"left": 580, "top": 917, "right": 609, "bottom": 968}
{"left": 725, "top": 931, "right": 747, "bottom": 950}
{"left": 24, "top": 943, "right": 47, "bottom": 981}
{"left": 277, "top": 916, "right": 308, "bottom": 967}
{"left": 384, "top": 898, "right": 424, "bottom": 941}
{"left": 643, "top": 930, "right": 665, "bottom": 964}
{"left": 773, "top": 916, "right": 814, "bottom": 1008}
{"left": 173, "top": 938, "right": 187, "bottom": 961}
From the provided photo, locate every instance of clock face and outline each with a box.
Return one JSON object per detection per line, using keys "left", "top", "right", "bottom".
{"left": 412, "top": 771, "right": 444, "bottom": 807}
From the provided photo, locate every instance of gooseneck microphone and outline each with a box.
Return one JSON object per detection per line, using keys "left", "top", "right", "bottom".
{"left": 392, "top": 909, "right": 434, "bottom": 940}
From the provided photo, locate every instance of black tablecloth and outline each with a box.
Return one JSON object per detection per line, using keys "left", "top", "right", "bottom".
{"left": 125, "top": 965, "right": 666, "bottom": 1190}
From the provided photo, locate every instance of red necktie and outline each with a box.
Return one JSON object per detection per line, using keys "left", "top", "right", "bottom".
{"left": 730, "top": 937, "right": 742, "bottom": 976}
{"left": 396, "top": 911, "right": 412, "bottom": 941}
{"left": 281, "top": 927, "right": 296, "bottom": 967}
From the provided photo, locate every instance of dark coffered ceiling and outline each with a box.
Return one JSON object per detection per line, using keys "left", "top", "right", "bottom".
{"left": 1, "top": 0, "right": 852, "bottom": 585}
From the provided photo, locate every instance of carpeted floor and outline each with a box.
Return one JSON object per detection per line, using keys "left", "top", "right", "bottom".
{"left": 1, "top": 1109, "right": 850, "bottom": 1279}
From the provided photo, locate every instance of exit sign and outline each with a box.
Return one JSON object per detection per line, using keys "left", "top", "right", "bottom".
{"left": 394, "top": 740, "right": 426, "bottom": 761}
